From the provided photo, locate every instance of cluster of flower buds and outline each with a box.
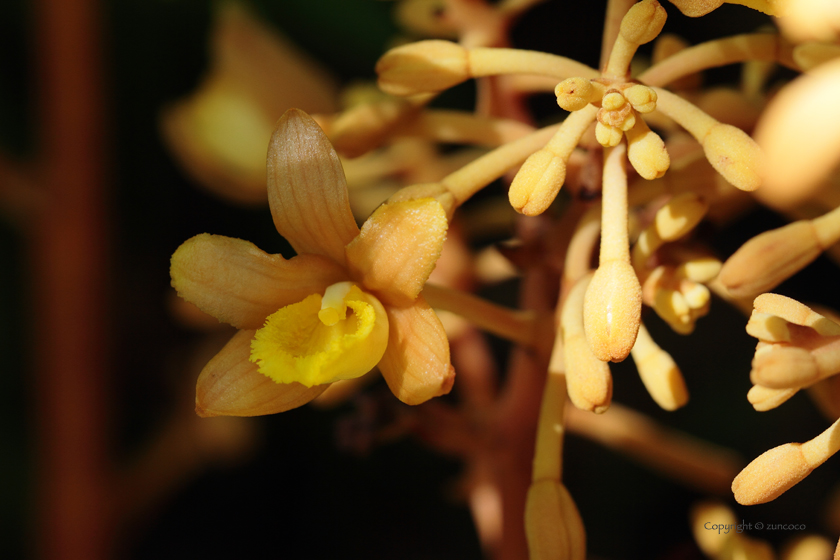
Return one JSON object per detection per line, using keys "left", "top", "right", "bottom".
{"left": 733, "top": 294, "right": 840, "bottom": 504}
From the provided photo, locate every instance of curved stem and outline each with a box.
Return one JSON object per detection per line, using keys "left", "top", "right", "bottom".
{"left": 469, "top": 47, "right": 600, "bottom": 80}
{"left": 639, "top": 33, "right": 796, "bottom": 88}
{"left": 422, "top": 283, "right": 544, "bottom": 348}
{"left": 442, "top": 123, "right": 560, "bottom": 204}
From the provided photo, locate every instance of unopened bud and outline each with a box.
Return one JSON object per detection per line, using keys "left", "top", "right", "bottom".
{"left": 562, "top": 275, "right": 612, "bottom": 413}
{"left": 627, "top": 120, "right": 670, "bottom": 180}
{"left": 602, "top": 91, "right": 626, "bottom": 111}
{"left": 624, "top": 84, "right": 658, "bottom": 113}
{"left": 509, "top": 149, "right": 566, "bottom": 216}
{"left": 376, "top": 40, "right": 469, "bottom": 96}
{"left": 620, "top": 0, "right": 667, "bottom": 46}
{"left": 733, "top": 443, "right": 812, "bottom": 505}
{"left": 718, "top": 221, "right": 821, "bottom": 299}
{"left": 702, "top": 124, "right": 764, "bottom": 192}
{"left": 583, "top": 260, "right": 642, "bottom": 362}
{"left": 525, "top": 481, "right": 586, "bottom": 560}
{"left": 747, "top": 384, "right": 798, "bottom": 411}
{"left": 655, "top": 193, "right": 708, "bottom": 240}
{"left": 555, "top": 77, "right": 597, "bottom": 111}
{"left": 595, "top": 122, "right": 623, "bottom": 147}
{"left": 631, "top": 324, "right": 688, "bottom": 410}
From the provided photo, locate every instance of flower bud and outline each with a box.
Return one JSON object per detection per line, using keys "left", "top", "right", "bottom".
{"left": 376, "top": 40, "right": 469, "bottom": 96}
{"left": 627, "top": 120, "right": 670, "bottom": 180}
{"left": 620, "top": 0, "right": 667, "bottom": 46}
{"left": 624, "top": 84, "right": 658, "bottom": 113}
{"left": 702, "top": 123, "right": 763, "bottom": 192}
{"left": 718, "top": 220, "right": 821, "bottom": 299}
{"left": 747, "top": 384, "right": 797, "bottom": 412}
{"left": 631, "top": 325, "right": 688, "bottom": 410}
{"left": 555, "top": 77, "right": 596, "bottom": 112}
{"left": 583, "top": 260, "right": 642, "bottom": 362}
{"left": 595, "top": 122, "right": 623, "bottom": 147}
{"left": 732, "top": 443, "right": 812, "bottom": 505}
{"left": 509, "top": 149, "right": 566, "bottom": 216}
{"left": 525, "top": 481, "right": 586, "bottom": 560}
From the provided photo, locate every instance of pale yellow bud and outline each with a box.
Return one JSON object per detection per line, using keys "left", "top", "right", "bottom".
{"left": 631, "top": 324, "right": 688, "bottom": 410}
{"left": 624, "top": 84, "right": 658, "bottom": 113}
{"left": 583, "top": 260, "right": 643, "bottom": 362}
{"left": 376, "top": 40, "right": 469, "bottom": 96}
{"left": 602, "top": 91, "right": 626, "bottom": 111}
{"left": 562, "top": 274, "right": 612, "bottom": 413}
{"left": 509, "top": 149, "right": 566, "bottom": 216}
{"left": 626, "top": 120, "right": 670, "bottom": 179}
{"left": 691, "top": 502, "right": 736, "bottom": 557}
{"left": 702, "top": 124, "right": 763, "bottom": 192}
{"left": 747, "top": 384, "right": 797, "bottom": 411}
{"left": 620, "top": 0, "right": 668, "bottom": 46}
{"left": 654, "top": 193, "right": 708, "bottom": 241}
{"left": 753, "top": 293, "right": 840, "bottom": 336}
{"left": 595, "top": 121, "right": 623, "bottom": 147}
{"left": 675, "top": 257, "right": 721, "bottom": 283}
{"left": 681, "top": 281, "right": 709, "bottom": 310}
{"left": 653, "top": 288, "right": 693, "bottom": 334}
{"left": 555, "top": 77, "right": 596, "bottom": 111}
{"left": 781, "top": 535, "right": 835, "bottom": 560}
{"left": 733, "top": 443, "right": 813, "bottom": 505}
{"left": 718, "top": 221, "right": 821, "bottom": 299}
{"left": 525, "top": 481, "right": 586, "bottom": 560}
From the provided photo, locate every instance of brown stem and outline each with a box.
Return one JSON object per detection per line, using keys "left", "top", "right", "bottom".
{"left": 33, "top": 0, "right": 110, "bottom": 558}
{"left": 493, "top": 224, "right": 556, "bottom": 560}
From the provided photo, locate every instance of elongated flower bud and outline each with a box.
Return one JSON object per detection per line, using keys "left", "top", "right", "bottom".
{"left": 376, "top": 40, "right": 469, "bottom": 96}
{"left": 702, "top": 123, "right": 763, "bottom": 192}
{"left": 631, "top": 323, "right": 688, "bottom": 410}
{"left": 626, "top": 119, "right": 670, "bottom": 179}
{"left": 734, "top": 418, "right": 840, "bottom": 504}
{"left": 584, "top": 260, "right": 643, "bottom": 362}
{"left": 620, "top": 0, "right": 668, "bottom": 46}
{"left": 525, "top": 481, "right": 586, "bottom": 560}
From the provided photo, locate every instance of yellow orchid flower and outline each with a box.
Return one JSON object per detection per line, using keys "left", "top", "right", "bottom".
{"left": 170, "top": 109, "right": 454, "bottom": 417}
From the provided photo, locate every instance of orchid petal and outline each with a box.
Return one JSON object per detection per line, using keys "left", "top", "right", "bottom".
{"left": 378, "top": 296, "right": 455, "bottom": 405}
{"left": 196, "top": 329, "right": 328, "bottom": 417}
{"left": 171, "top": 233, "right": 347, "bottom": 329}
{"left": 267, "top": 109, "right": 359, "bottom": 264}
{"left": 345, "top": 198, "right": 448, "bottom": 307}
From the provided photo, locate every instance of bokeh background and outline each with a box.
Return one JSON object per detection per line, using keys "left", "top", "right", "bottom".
{"left": 1, "top": 1, "right": 836, "bottom": 559}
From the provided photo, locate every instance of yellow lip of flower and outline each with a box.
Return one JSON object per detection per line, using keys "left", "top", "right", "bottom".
{"left": 249, "top": 282, "right": 390, "bottom": 387}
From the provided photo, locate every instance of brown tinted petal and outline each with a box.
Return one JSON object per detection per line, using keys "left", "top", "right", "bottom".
{"left": 267, "top": 109, "right": 360, "bottom": 264}
{"left": 196, "top": 329, "right": 329, "bottom": 417}
{"left": 378, "top": 296, "right": 455, "bottom": 405}
{"left": 171, "top": 233, "right": 347, "bottom": 329}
